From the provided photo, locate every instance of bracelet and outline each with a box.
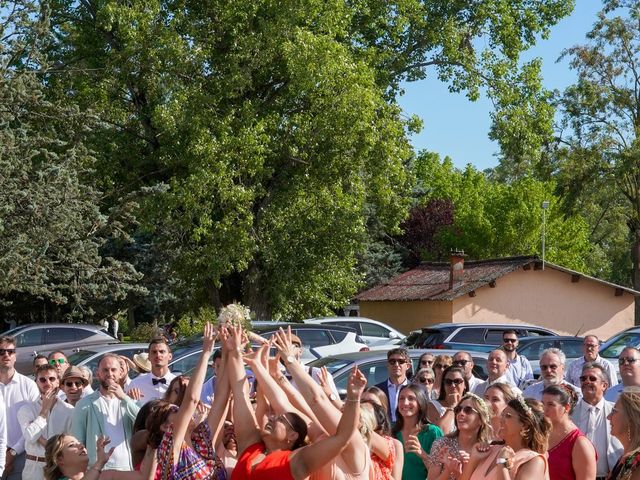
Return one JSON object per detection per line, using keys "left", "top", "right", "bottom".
{"left": 91, "top": 464, "right": 104, "bottom": 473}
{"left": 345, "top": 397, "right": 360, "bottom": 403}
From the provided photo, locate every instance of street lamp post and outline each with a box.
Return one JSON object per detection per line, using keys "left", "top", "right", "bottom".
{"left": 541, "top": 200, "right": 549, "bottom": 269}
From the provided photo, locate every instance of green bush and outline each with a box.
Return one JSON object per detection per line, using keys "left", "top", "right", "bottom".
{"left": 175, "top": 307, "right": 217, "bottom": 338}
{"left": 129, "top": 323, "right": 162, "bottom": 343}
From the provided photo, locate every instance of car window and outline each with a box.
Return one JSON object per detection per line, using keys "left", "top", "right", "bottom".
{"left": 67, "top": 350, "right": 99, "bottom": 365}
{"left": 361, "top": 323, "right": 389, "bottom": 337}
{"left": 294, "top": 329, "right": 333, "bottom": 348}
{"left": 310, "top": 357, "right": 353, "bottom": 374}
{"left": 75, "top": 329, "right": 95, "bottom": 341}
{"left": 15, "top": 329, "right": 43, "bottom": 347}
{"left": 451, "top": 328, "right": 485, "bottom": 344}
{"left": 560, "top": 340, "right": 583, "bottom": 358}
{"left": 525, "top": 329, "right": 553, "bottom": 337}
{"left": 414, "top": 330, "right": 447, "bottom": 348}
{"left": 518, "top": 341, "right": 548, "bottom": 360}
{"left": 600, "top": 332, "right": 640, "bottom": 358}
{"left": 328, "top": 330, "right": 348, "bottom": 342}
{"left": 170, "top": 351, "right": 202, "bottom": 374}
{"left": 334, "top": 360, "right": 389, "bottom": 392}
{"left": 325, "top": 321, "right": 360, "bottom": 334}
{"left": 44, "top": 327, "right": 74, "bottom": 344}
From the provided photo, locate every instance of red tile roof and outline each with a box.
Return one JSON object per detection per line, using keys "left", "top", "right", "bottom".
{"left": 356, "top": 255, "right": 640, "bottom": 302}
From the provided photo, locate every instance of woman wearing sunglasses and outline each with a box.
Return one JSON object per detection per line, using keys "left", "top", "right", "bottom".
{"left": 432, "top": 355, "right": 453, "bottom": 399}
{"left": 427, "top": 366, "right": 469, "bottom": 434}
{"left": 393, "top": 384, "right": 443, "bottom": 480}
{"left": 427, "top": 393, "right": 493, "bottom": 480}
{"left": 412, "top": 368, "right": 436, "bottom": 398}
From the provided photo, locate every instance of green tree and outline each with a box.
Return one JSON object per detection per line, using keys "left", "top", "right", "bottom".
{"left": 556, "top": 1, "right": 640, "bottom": 320}
{"left": 0, "top": 0, "right": 141, "bottom": 322}
{"left": 412, "top": 153, "right": 593, "bottom": 270}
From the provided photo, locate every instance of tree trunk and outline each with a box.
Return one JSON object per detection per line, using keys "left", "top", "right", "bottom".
{"left": 632, "top": 228, "right": 640, "bottom": 325}
{"left": 242, "top": 260, "right": 272, "bottom": 320}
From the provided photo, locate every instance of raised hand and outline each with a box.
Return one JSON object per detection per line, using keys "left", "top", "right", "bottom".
{"left": 471, "top": 442, "right": 492, "bottom": 461}
{"left": 405, "top": 434, "right": 425, "bottom": 458}
{"left": 107, "top": 380, "right": 126, "bottom": 400}
{"left": 95, "top": 435, "right": 115, "bottom": 469}
{"left": 273, "top": 327, "right": 297, "bottom": 359}
{"left": 346, "top": 365, "right": 366, "bottom": 400}
{"left": 127, "top": 387, "right": 144, "bottom": 401}
{"left": 202, "top": 322, "right": 217, "bottom": 353}
{"left": 39, "top": 389, "right": 58, "bottom": 416}
{"left": 443, "top": 455, "right": 463, "bottom": 476}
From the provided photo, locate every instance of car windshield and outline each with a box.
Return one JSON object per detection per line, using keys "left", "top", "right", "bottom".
{"left": 67, "top": 350, "right": 99, "bottom": 365}
{"left": 3, "top": 325, "right": 27, "bottom": 337}
{"left": 600, "top": 332, "right": 640, "bottom": 358}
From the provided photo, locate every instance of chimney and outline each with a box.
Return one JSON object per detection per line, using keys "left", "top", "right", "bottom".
{"left": 449, "top": 250, "right": 466, "bottom": 289}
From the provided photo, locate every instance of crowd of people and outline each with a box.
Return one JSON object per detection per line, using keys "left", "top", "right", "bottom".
{"left": 0, "top": 327, "right": 639, "bottom": 480}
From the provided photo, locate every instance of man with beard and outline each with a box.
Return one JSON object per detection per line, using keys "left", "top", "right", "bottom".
{"left": 17, "top": 364, "right": 73, "bottom": 480}
{"left": 572, "top": 362, "right": 622, "bottom": 480}
{"left": 501, "top": 330, "right": 533, "bottom": 388}
{"left": 71, "top": 354, "right": 140, "bottom": 470}
{"left": 522, "top": 347, "right": 581, "bottom": 400}
{"left": 0, "top": 336, "right": 39, "bottom": 480}
{"left": 473, "top": 349, "right": 521, "bottom": 396}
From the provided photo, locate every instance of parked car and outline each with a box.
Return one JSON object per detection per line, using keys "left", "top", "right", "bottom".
{"left": 5, "top": 323, "right": 119, "bottom": 374}
{"left": 401, "top": 323, "right": 556, "bottom": 352}
{"left": 303, "top": 317, "right": 404, "bottom": 347}
{"left": 309, "top": 349, "right": 490, "bottom": 399}
{"left": 251, "top": 322, "right": 369, "bottom": 360}
{"left": 66, "top": 343, "right": 148, "bottom": 389}
{"left": 598, "top": 326, "right": 640, "bottom": 382}
{"left": 516, "top": 336, "right": 584, "bottom": 378}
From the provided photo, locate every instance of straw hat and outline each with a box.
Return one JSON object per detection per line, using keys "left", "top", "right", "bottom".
{"left": 133, "top": 352, "right": 151, "bottom": 373}
{"left": 61, "top": 366, "right": 89, "bottom": 387}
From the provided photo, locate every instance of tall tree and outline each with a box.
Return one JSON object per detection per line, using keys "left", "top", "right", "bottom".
{"left": 557, "top": 1, "right": 640, "bottom": 321}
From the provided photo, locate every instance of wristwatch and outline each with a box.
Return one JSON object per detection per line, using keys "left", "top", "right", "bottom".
{"left": 329, "top": 393, "right": 338, "bottom": 401}
{"left": 285, "top": 355, "right": 296, "bottom": 365}
{"left": 8, "top": 448, "right": 16, "bottom": 457}
{"left": 496, "top": 457, "right": 512, "bottom": 470}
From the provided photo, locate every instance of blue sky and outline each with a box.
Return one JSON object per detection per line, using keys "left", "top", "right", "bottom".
{"left": 397, "top": 2, "right": 603, "bottom": 170}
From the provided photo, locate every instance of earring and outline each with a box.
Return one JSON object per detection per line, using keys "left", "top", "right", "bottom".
{"left": 520, "top": 429, "right": 530, "bottom": 439}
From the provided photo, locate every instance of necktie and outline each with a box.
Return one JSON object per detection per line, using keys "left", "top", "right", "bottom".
{"left": 586, "top": 406, "right": 596, "bottom": 441}
{"left": 152, "top": 377, "right": 166, "bottom": 385}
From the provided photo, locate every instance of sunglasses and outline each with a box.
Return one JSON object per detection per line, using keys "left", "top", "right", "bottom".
{"left": 49, "top": 358, "right": 66, "bottom": 365}
{"left": 453, "top": 360, "right": 469, "bottom": 366}
{"left": 0, "top": 349, "right": 16, "bottom": 356}
{"left": 418, "top": 377, "right": 435, "bottom": 384}
{"left": 619, "top": 357, "right": 638, "bottom": 365}
{"left": 64, "top": 380, "right": 84, "bottom": 388}
{"left": 444, "top": 378, "right": 464, "bottom": 386}
{"left": 38, "top": 376, "right": 57, "bottom": 383}
{"left": 420, "top": 359, "right": 434, "bottom": 365}
{"left": 579, "top": 375, "right": 600, "bottom": 383}
{"left": 503, "top": 338, "right": 518, "bottom": 343}
{"left": 540, "top": 364, "right": 559, "bottom": 371}
{"left": 434, "top": 363, "right": 447, "bottom": 369}
{"left": 388, "top": 358, "right": 407, "bottom": 366}
{"left": 454, "top": 405, "right": 478, "bottom": 415}
{"left": 276, "top": 414, "right": 295, "bottom": 430}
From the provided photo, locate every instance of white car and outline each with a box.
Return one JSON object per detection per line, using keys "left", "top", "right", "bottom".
{"left": 303, "top": 317, "right": 404, "bottom": 347}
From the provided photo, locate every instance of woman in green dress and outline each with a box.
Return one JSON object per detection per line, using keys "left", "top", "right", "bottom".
{"left": 393, "top": 384, "right": 443, "bottom": 480}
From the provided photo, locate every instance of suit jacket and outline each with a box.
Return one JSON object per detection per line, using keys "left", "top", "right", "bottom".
{"left": 571, "top": 398, "right": 623, "bottom": 471}
{"left": 70, "top": 390, "right": 140, "bottom": 469}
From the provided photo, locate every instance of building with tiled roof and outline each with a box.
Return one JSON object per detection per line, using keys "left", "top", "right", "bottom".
{"left": 355, "top": 254, "right": 639, "bottom": 339}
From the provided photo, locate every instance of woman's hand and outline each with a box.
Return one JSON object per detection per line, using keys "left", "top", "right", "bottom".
{"left": 470, "top": 442, "right": 492, "bottom": 462}
{"left": 220, "top": 324, "right": 243, "bottom": 353}
{"left": 273, "top": 328, "right": 297, "bottom": 360}
{"left": 95, "top": 435, "right": 115, "bottom": 469}
{"left": 446, "top": 391, "right": 461, "bottom": 407}
{"left": 346, "top": 365, "right": 366, "bottom": 400}
{"left": 443, "top": 455, "right": 463, "bottom": 476}
{"left": 405, "top": 434, "right": 426, "bottom": 460}
{"left": 202, "top": 322, "right": 217, "bottom": 353}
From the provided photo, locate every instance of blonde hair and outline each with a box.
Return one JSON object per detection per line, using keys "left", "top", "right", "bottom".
{"left": 358, "top": 404, "right": 376, "bottom": 445}
{"left": 619, "top": 388, "right": 640, "bottom": 450}
{"left": 450, "top": 393, "right": 493, "bottom": 443}
{"left": 44, "top": 434, "right": 67, "bottom": 480}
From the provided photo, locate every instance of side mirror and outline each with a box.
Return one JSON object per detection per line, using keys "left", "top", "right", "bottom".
{"left": 388, "top": 331, "right": 401, "bottom": 339}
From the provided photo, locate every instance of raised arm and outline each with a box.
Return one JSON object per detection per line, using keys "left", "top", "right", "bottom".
{"left": 206, "top": 356, "right": 231, "bottom": 447}
{"left": 222, "top": 325, "right": 261, "bottom": 453}
{"left": 289, "top": 366, "right": 366, "bottom": 480}
{"left": 171, "top": 322, "right": 216, "bottom": 461}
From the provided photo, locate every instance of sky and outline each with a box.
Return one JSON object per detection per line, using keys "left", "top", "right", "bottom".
{"left": 397, "top": 2, "right": 604, "bottom": 171}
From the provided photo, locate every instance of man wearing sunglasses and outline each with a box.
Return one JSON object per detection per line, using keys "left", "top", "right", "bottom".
{"left": 17, "top": 364, "right": 73, "bottom": 480}
{"left": 375, "top": 348, "right": 411, "bottom": 422}
{"left": 0, "top": 336, "right": 39, "bottom": 480}
{"left": 522, "top": 347, "right": 581, "bottom": 400}
{"left": 501, "top": 330, "right": 534, "bottom": 389}
{"left": 566, "top": 335, "right": 618, "bottom": 389}
{"left": 46, "top": 351, "right": 69, "bottom": 379}
{"left": 572, "top": 362, "right": 622, "bottom": 480}
{"left": 605, "top": 347, "right": 640, "bottom": 402}
{"left": 61, "top": 366, "right": 90, "bottom": 407}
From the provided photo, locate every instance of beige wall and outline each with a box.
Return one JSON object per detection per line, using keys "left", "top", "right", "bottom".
{"left": 452, "top": 267, "right": 634, "bottom": 339}
{"left": 359, "top": 266, "right": 635, "bottom": 339}
{"left": 359, "top": 300, "right": 452, "bottom": 334}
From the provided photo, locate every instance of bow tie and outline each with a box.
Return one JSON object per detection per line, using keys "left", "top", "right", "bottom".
{"left": 152, "top": 377, "right": 166, "bottom": 385}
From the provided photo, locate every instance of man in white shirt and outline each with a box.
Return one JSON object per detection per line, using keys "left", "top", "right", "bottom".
{"left": 501, "top": 330, "right": 534, "bottom": 388}
{"left": 46, "top": 351, "right": 69, "bottom": 380}
{"left": 0, "top": 397, "right": 7, "bottom": 477}
{"left": 523, "top": 347, "right": 581, "bottom": 400}
{"left": 126, "top": 338, "right": 175, "bottom": 405}
{"left": 71, "top": 354, "right": 140, "bottom": 470}
{"left": 453, "top": 351, "right": 483, "bottom": 392}
{"left": 605, "top": 347, "right": 640, "bottom": 402}
{"left": 375, "top": 348, "right": 411, "bottom": 422}
{"left": 473, "top": 349, "right": 522, "bottom": 396}
{"left": 571, "top": 362, "right": 623, "bottom": 480}
{"left": 18, "top": 364, "right": 74, "bottom": 480}
{"left": 0, "top": 336, "right": 39, "bottom": 480}
{"left": 566, "top": 335, "right": 618, "bottom": 388}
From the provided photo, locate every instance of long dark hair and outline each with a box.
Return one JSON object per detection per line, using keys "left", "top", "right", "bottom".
{"left": 363, "top": 400, "right": 392, "bottom": 436}
{"left": 284, "top": 412, "right": 308, "bottom": 450}
{"left": 437, "top": 366, "right": 469, "bottom": 401}
{"left": 392, "top": 384, "right": 431, "bottom": 435}
{"left": 146, "top": 400, "right": 179, "bottom": 448}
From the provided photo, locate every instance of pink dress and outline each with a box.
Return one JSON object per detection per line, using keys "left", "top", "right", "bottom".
{"left": 468, "top": 446, "right": 550, "bottom": 480}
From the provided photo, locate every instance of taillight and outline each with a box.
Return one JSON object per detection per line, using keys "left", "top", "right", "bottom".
{"left": 359, "top": 346, "right": 369, "bottom": 352}
{"left": 433, "top": 344, "right": 445, "bottom": 349}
